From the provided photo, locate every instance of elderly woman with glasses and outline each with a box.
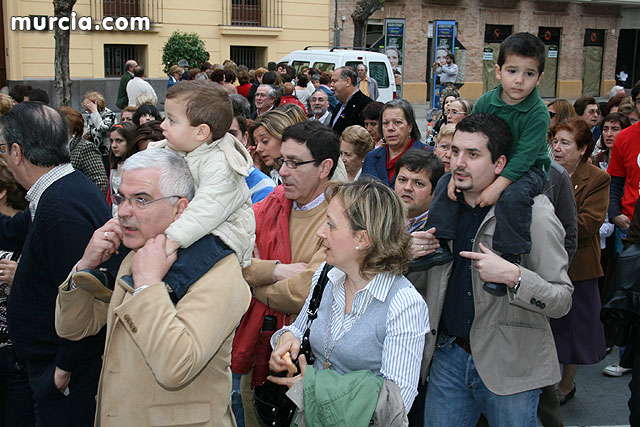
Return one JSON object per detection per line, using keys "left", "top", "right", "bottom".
{"left": 361, "top": 99, "right": 426, "bottom": 187}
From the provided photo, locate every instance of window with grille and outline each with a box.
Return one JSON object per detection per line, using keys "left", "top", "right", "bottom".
{"left": 104, "top": 44, "right": 143, "bottom": 77}
{"left": 103, "top": 0, "right": 140, "bottom": 17}
{"left": 232, "top": 0, "right": 260, "bottom": 26}
{"left": 230, "top": 46, "right": 264, "bottom": 69}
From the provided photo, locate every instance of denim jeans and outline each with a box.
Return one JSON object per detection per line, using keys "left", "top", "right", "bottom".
{"left": 424, "top": 334, "right": 541, "bottom": 427}
{"left": 231, "top": 372, "right": 245, "bottom": 427}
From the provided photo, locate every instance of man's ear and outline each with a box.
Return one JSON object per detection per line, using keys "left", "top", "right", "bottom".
{"left": 173, "top": 198, "right": 189, "bottom": 220}
{"left": 10, "top": 143, "right": 23, "bottom": 166}
{"left": 196, "top": 124, "right": 212, "bottom": 143}
{"left": 318, "top": 158, "right": 334, "bottom": 180}
{"left": 494, "top": 154, "right": 507, "bottom": 175}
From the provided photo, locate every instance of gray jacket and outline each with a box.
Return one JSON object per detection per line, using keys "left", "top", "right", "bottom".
{"left": 408, "top": 195, "right": 573, "bottom": 395}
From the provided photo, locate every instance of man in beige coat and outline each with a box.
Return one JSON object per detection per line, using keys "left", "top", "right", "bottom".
{"left": 408, "top": 114, "right": 573, "bottom": 426}
{"left": 55, "top": 149, "right": 251, "bottom": 426}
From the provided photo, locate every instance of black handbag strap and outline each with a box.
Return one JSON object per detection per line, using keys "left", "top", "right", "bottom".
{"left": 300, "top": 263, "right": 333, "bottom": 364}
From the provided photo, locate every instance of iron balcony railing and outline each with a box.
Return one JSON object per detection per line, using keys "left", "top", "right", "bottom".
{"left": 91, "top": 0, "right": 163, "bottom": 25}
{"left": 222, "top": 0, "right": 282, "bottom": 28}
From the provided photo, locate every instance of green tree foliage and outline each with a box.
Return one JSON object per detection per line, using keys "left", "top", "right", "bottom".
{"left": 161, "top": 31, "right": 209, "bottom": 74}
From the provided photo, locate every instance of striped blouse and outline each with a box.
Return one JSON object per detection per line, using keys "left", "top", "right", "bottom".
{"left": 272, "top": 263, "right": 429, "bottom": 411}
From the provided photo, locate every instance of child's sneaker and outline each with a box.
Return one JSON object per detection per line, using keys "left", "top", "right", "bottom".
{"left": 602, "top": 362, "right": 632, "bottom": 377}
{"left": 409, "top": 239, "right": 453, "bottom": 272}
{"left": 74, "top": 268, "right": 115, "bottom": 303}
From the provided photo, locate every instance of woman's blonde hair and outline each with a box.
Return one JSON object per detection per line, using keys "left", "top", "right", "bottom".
{"left": 248, "top": 110, "right": 297, "bottom": 145}
{"left": 0, "top": 94, "right": 16, "bottom": 117}
{"left": 135, "top": 92, "right": 156, "bottom": 107}
{"left": 83, "top": 91, "right": 106, "bottom": 112}
{"left": 324, "top": 179, "right": 411, "bottom": 276}
{"left": 435, "top": 123, "right": 456, "bottom": 145}
{"left": 340, "top": 125, "right": 374, "bottom": 159}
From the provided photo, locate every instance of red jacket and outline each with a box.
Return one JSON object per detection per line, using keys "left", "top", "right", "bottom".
{"left": 231, "top": 186, "right": 293, "bottom": 376}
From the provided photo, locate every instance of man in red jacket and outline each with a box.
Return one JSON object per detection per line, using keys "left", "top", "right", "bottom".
{"left": 232, "top": 121, "right": 339, "bottom": 427}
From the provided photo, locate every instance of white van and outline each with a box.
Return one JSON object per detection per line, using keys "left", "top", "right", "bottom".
{"left": 278, "top": 48, "right": 397, "bottom": 103}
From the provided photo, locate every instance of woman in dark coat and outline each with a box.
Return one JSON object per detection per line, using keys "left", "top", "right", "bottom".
{"left": 550, "top": 117, "right": 610, "bottom": 403}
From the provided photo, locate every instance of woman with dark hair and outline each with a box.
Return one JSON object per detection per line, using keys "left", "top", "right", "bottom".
{"left": 550, "top": 117, "right": 610, "bottom": 404}
{"left": 361, "top": 99, "right": 425, "bottom": 186}
{"left": 132, "top": 103, "right": 162, "bottom": 126}
{"left": 108, "top": 122, "right": 137, "bottom": 216}
{"left": 360, "top": 101, "right": 384, "bottom": 147}
{"left": 593, "top": 112, "right": 632, "bottom": 171}
{"left": 295, "top": 73, "right": 310, "bottom": 112}
{"left": 0, "top": 158, "right": 33, "bottom": 427}
{"left": 268, "top": 180, "right": 428, "bottom": 420}
{"left": 58, "top": 106, "right": 109, "bottom": 195}
{"left": 237, "top": 71, "right": 252, "bottom": 98}
{"left": 425, "top": 87, "right": 460, "bottom": 147}
{"left": 133, "top": 120, "right": 164, "bottom": 151}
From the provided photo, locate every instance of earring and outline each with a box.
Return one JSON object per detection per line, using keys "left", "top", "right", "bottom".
{"left": 355, "top": 245, "right": 360, "bottom": 251}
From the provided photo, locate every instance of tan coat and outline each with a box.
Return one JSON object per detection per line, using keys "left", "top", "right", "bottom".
{"left": 568, "top": 160, "right": 610, "bottom": 281}
{"left": 55, "top": 253, "right": 251, "bottom": 426}
{"left": 408, "top": 195, "right": 573, "bottom": 395}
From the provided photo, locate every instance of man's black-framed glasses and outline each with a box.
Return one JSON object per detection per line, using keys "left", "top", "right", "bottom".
{"left": 273, "top": 157, "right": 317, "bottom": 170}
{"left": 113, "top": 193, "right": 180, "bottom": 210}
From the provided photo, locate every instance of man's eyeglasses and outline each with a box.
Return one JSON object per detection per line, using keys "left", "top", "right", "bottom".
{"left": 549, "top": 111, "right": 558, "bottom": 118}
{"left": 0, "top": 143, "right": 9, "bottom": 155}
{"left": 113, "top": 193, "right": 180, "bottom": 210}
{"left": 273, "top": 157, "right": 317, "bottom": 170}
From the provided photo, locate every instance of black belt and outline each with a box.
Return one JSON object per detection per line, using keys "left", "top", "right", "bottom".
{"left": 454, "top": 336, "right": 472, "bottom": 354}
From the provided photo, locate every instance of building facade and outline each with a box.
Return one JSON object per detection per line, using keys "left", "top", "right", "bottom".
{"left": 332, "top": 0, "right": 639, "bottom": 102}
{"left": 1, "top": 0, "right": 331, "bottom": 108}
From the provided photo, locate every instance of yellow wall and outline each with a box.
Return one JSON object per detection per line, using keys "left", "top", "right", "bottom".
{"left": 4, "top": 0, "right": 331, "bottom": 79}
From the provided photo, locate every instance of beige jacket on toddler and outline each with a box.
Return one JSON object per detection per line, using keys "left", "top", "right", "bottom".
{"left": 150, "top": 133, "right": 255, "bottom": 267}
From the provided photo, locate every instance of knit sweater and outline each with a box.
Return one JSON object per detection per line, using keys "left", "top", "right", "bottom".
{"left": 473, "top": 85, "right": 551, "bottom": 182}
{"left": 4, "top": 171, "right": 110, "bottom": 370}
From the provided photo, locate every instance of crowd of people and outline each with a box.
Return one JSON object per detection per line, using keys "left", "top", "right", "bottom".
{"left": 0, "top": 31, "right": 638, "bottom": 427}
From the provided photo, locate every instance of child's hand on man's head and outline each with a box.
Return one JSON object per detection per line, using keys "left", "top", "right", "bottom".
{"left": 447, "top": 175, "right": 458, "bottom": 201}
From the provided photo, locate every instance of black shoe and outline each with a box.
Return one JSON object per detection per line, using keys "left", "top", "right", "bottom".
{"left": 409, "top": 240, "right": 453, "bottom": 272}
{"left": 482, "top": 254, "right": 520, "bottom": 297}
{"left": 74, "top": 268, "right": 115, "bottom": 303}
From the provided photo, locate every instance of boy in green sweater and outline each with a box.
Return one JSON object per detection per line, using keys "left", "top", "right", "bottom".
{"left": 417, "top": 32, "right": 551, "bottom": 296}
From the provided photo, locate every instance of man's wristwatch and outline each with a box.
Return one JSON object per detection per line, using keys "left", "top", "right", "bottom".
{"left": 510, "top": 269, "right": 522, "bottom": 295}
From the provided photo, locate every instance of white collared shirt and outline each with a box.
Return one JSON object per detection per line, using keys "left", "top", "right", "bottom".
{"left": 26, "top": 163, "right": 75, "bottom": 220}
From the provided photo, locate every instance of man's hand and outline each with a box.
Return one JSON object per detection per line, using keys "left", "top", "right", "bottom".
{"left": 410, "top": 227, "right": 439, "bottom": 260}
{"left": 131, "top": 235, "right": 177, "bottom": 289}
{"left": 612, "top": 214, "right": 630, "bottom": 230}
{"left": 0, "top": 259, "right": 18, "bottom": 286}
{"left": 459, "top": 243, "right": 520, "bottom": 288}
{"left": 273, "top": 262, "right": 308, "bottom": 281}
{"left": 54, "top": 367, "right": 71, "bottom": 394}
{"left": 76, "top": 219, "right": 123, "bottom": 271}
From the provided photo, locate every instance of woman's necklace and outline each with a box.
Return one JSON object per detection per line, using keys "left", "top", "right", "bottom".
{"left": 322, "top": 283, "right": 374, "bottom": 370}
